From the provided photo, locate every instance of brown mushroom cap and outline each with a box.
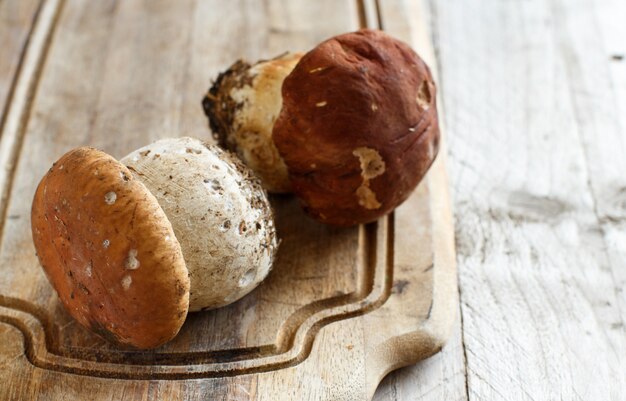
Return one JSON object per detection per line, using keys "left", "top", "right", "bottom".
{"left": 273, "top": 29, "right": 440, "bottom": 226}
{"left": 31, "top": 147, "right": 189, "bottom": 349}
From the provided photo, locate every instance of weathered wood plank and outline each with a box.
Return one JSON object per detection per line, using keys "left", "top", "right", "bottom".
{"left": 373, "top": 1, "right": 467, "bottom": 400}
{"left": 550, "top": 0, "right": 626, "bottom": 338}
{"left": 550, "top": 2, "right": 626, "bottom": 398}
{"left": 431, "top": 0, "right": 626, "bottom": 399}
{"left": 0, "top": 0, "right": 60, "bottom": 236}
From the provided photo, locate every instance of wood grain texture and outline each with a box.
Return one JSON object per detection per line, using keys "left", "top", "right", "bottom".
{"left": 5, "top": 0, "right": 622, "bottom": 399}
{"left": 375, "top": 0, "right": 626, "bottom": 399}
{"left": 0, "top": 0, "right": 41, "bottom": 130}
{"left": 0, "top": 0, "right": 457, "bottom": 399}
{"left": 429, "top": 0, "right": 625, "bottom": 399}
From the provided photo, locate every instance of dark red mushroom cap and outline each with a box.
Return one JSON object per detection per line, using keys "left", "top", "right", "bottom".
{"left": 273, "top": 29, "right": 440, "bottom": 226}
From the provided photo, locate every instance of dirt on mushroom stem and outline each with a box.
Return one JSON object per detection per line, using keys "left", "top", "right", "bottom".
{"left": 203, "top": 53, "right": 303, "bottom": 193}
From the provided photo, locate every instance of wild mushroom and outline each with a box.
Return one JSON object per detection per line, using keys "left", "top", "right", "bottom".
{"left": 204, "top": 29, "right": 440, "bottom": 226}
{"left": 31, "top": 137, "right": 278, "bottom": 349}
{"left": 203, "top": 52, "right": 303, "bottom": 193}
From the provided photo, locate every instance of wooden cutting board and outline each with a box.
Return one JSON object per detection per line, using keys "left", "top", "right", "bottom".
{"left": 0, "top": 0, "right": 457, "bottom": 399}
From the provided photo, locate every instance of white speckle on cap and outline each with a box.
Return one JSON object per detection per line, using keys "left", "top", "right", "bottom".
{"left": 316, "top": 101, "right": 327, "bottom": 107}
{"left": 353, "top": 147, "right": 385, "bottom": 180}
{"left": 104, "top": 191, "right": 117, "bottom": 205}
{"left": 59, "top": 165, "right": 64, "bottom": 170}
{"left": 85, "top": 262, "right": 92, "bottom": 277}
{"left": 125, "top": 249, "right": 140, "bottom": 270}
{"left": 165, "top": 235, "right": 171, "bottom": 242}
{"left": 356, "top": 186, "right": 381, "bottom": 209}
{"left": 371, "top": 103, "right": 378, "bottom": 111}
{"left": 121, "top": 275, "right": 132, "bottom": 290}
{"left": 352, "top": 147, "right": 385, "bottom": 210}
{"left": 102, "top": 239, "right": 110, "bottom": 248}
{"left": 416, "top": 80, "right": 432, "bottom": 110}
{"left": 239, "top": 269, "right": 256, "bottom": 287}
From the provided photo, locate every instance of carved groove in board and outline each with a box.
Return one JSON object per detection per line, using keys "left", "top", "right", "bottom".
{"left": 0, "top": 222, "right": 377, "bottom": 365}
{"left": 0, "top": 0, "right": 65, "bottom": 241}
{"left": 0, "top": 216, "right": 394, "bottom": 379}
{"left": 0, "top": 0, "right": 406, "bottom": 381}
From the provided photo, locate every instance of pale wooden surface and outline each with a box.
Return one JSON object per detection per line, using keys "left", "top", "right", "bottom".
{"left": 0, "top": 0, "right": 41, "bottom": 127}
{"left": 375, "top": 0, "right": 626, "bottom": 399}
{"left": 2, "top": 0, "right": 623, "bottom": 399}
{"left": 0, "top": 0, "right": 458, "bottom": 400}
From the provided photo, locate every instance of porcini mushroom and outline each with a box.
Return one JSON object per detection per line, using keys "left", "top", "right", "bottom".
{"left": 273, "top": 29, "right": 440, "bottom": 226}
{"left": 203, "top": 29, "right": 440, "bottom": 226}
{"left": 203, "top": 52, "right": 303, "bottom": 193}
{"left": 31, "top": 137, "right": 278, "bottom": 348}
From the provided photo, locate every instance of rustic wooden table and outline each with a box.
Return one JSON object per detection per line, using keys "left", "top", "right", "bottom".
{"left": 375, "top": 0, "right": 626, "bottom": 399}
{"left": 1, "top": 0, "right": 623, "bottom": 400}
